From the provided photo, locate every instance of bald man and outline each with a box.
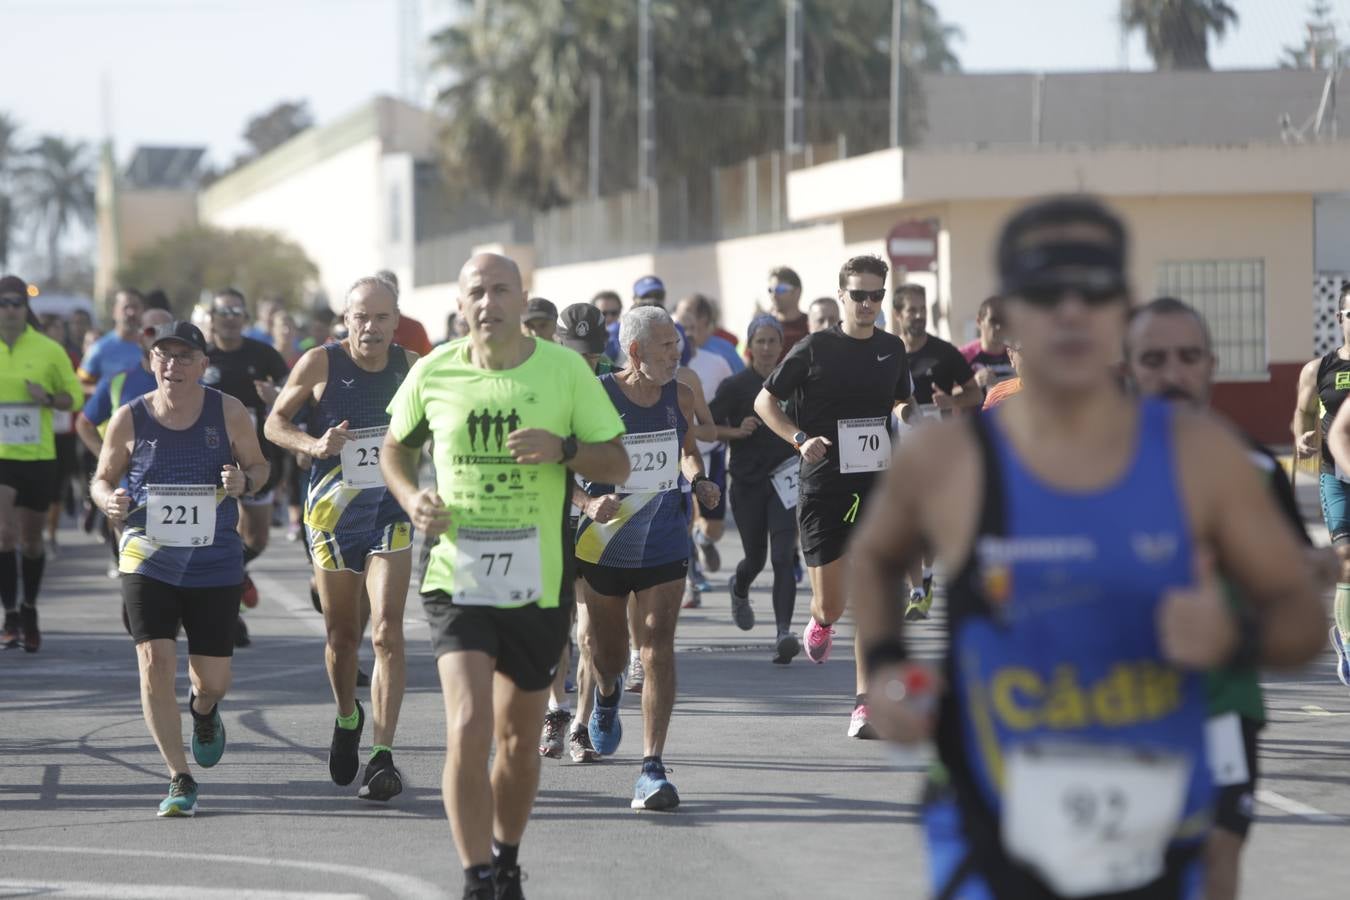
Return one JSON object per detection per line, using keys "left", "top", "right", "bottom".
{"left": 382, "top": 254, "right": 629, "bottom": 899}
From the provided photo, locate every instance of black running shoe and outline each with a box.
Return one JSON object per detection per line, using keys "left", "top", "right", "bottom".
{"left": 357, "top": 749, "right": 403, "bottom": 801}
{"left": 494, "top": 864, "right": 526, "bottom": 900}
{"left": 20, "top": 605, "right": 39, "bottom": 653}
{"left": 462, "top": 880, "right": 495, "bottom": 900}
{"left": 329, "top": 700, "right": 365, "bottom": 786}
{"left": 1, "top": 611, "right": 19, "bottom": 649}
{"left": 234, "top": 615, "right": 250, "bottom": 648}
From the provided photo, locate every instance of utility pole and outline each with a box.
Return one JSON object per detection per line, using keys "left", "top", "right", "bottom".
{"left": 888, "top": 0, "right": 904, "bottom": 147}
{"left": 589, "top": 72, "right": 602, "bottom": 199}
{"left": 785, "top": 0, "right": 804, "bottom": 163}
{"left": 637, "top": 0, "right": 655, "bottom": 188}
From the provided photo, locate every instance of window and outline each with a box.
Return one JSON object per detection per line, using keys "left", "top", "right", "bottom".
{"left": 1154, "top": 259, "right": 1266, "bottom": 378}
{"left": 388, "top": 184, "right": 403, "bottom": 244}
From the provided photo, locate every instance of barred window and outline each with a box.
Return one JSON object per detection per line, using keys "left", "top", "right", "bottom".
{"left": 1154, "top": 259, "right": 1266, "bottom": 379}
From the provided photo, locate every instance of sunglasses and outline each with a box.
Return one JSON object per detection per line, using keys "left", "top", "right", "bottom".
{"left": 845, "top": 289, "right": 887, "bottom": 304}
{"left": 1017, "top": 284, "right": 1122, "bottom": 308}
{"left": 0, "top": 296, "right": 26, "bottom": 309}
{"left": 769, "top": 284, "right": 796, "bottom": 296}
{"left": 211, "top": 307, "right": 246, "bottom": 318}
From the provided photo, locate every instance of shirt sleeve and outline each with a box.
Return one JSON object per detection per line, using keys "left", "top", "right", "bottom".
{"left": 83, "top": 377, "right": 113, "bottom": 425}
{"left": 387, "top": 358, "right": 429, "bottom": 448}
{"left": 53, "top": 344, "right": 85, "bottom": 401}
{"left": 937, "top": 343, "right": 976, "bottom": 392}
{"left": 763, "top": 337, "right": 811, "bottom": 400}
{"left": 79, "top": 338, "right": 103, "bottom": 380}
{"left": 708, "top": 374, "right": 739, "bottom": 426}
{"left": 567, "top": 354, "right": 625, "bottom": 444}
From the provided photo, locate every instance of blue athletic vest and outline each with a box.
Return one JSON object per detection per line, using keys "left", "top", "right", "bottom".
{"left": 576, "top": 374, "right": 689, "bottom": 568}
{"left": 936, "top": 399, "right": 1211, "bottom": 890}
{"left": 304, "top": 343, "right": 409, "bottom": 534}
{"left": 119, "top": 389, "right": 242, "bottom": 587}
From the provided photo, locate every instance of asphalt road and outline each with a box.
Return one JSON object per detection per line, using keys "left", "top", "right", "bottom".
{"left": 2, "top": 506, "right": 1348, "bottom": 899}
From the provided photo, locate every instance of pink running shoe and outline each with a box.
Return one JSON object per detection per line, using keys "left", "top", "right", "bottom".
{"left": 848, "top": 704, "right": 878, "bottom": 740}
{"left": 802, "top": 618, "right": 834, "bottom": 664}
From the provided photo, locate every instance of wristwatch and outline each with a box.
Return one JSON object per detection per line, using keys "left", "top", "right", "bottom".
{"left": 791, "top": 431, "right": 808, "bottom": 450}
{"left": 559, "top": 435, "right": 578, "bottom": 464}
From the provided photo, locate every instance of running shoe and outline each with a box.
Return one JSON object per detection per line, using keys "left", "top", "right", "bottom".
{"left": 309, "top": 580, "right": 322, "bottom": 614}
{"left": 568, "top": 727, "right": 600, "bottom": 763}
{"left": 462, "top": 881, "right": 494, "bottom": 900}
{"left": 904, "top": 589, "right": 931, "bottom": 622}
{"left": 234, "top": 615, "right": 250, "bottom": 648}
{"left": 240, "top": 574, "right": 259, "bottom": 609}
{"left": 539, "top": 708, "right": 572, "bottom": 759}
{"left": 1332, "top": 626, "right": 1350, "bottom": 688}
{"left": 358, "top": 749, "right": 404, "bottom": 802}
{"left": 802, "top": 618, "right": 833, "bottom": 664}
{"left": 588, "top": 688, "right": 623, "bottom": 756}
{"left": 681, "top": 580, "right": 702, "bottom": 609}
{"left": 848, "top": 704, "right": 878, "bottom": 740}
{"left": 329, "top": 700, "right": 365, "bottom": 786}
{"left": 189, "top": 694, "right": 226, "bottom": 768}
{"left": 696, "top": 534, "right": 721, "bottom": 573}
{"left": 631, "top": 759, "right": 680, "bottom": 811}
{"left": 625, "top": 653, "right": 645, "bottom": 694}
{"left": 494, "top": 863, "right": 526, "bottom": 900}
{"left": 82, "top": 500, "right": 98, "bottom": 533}
{"left": 1, "top": 611, "right": 20, "bottom": 649}
{"left": 19, "top": 605, "right": 39, "bottom": 653}
{"left": 106, "top": 564, "right": 120, "bottom": 580}
{"left": 157, "top": 772, "right": 199, "bottom": 818}
{"left": 729, "top": 579, "right": 755, "bottom": 631}
{"left": 772, "top": 629, "right": 800, "bottom": 665}
{"left": 923, "top": 573, "right": 934, "bottom": 605}
{"left": 286, "top": 524, "right": 302, "bottom": 543}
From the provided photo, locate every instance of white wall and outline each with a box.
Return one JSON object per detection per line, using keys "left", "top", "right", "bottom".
{"left": 1316, "top": 194, "right": 1350, "bottom": 273}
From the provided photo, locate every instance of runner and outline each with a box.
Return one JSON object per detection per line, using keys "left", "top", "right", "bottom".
{"left": 381, "top": 253, "right": 628, "bottom": 899}
{"left": 1127, "top": 295, "right": 1320, "bottom": 900}
{"left": 374, "top": 270, "right": 435, "bottom": 357}
{"left": 759, "top": 266, "right": 811, "bottom": 362}
{"left": 1293, "top": 280, "right": 1350, "bottom": 687}
{"left": 204, "top": 288, "right": 291, "bottom": 644}
{"left": 90, "top": 320, "right": 269, "bottom": 816}
{"left": 960, "top": 295, "right": 1016, "bottom": 392}
{"left": 265, "top": 276, "right": 417, "bottom": 801}
{"left": 0, "top": 275, "right": 85, "bottom": 651}
{"left": 38, "top": 313, "right": 81, "bottom": 556}
{"left": 710, "top": 314, "right": 800, "bottom": 661}
{"left": 982, "top": 343, "right": 1023, "bottom": 410}
{"left": 78, "top": 288, "right": 145, "bottom": 386}
{"left": 891, "top": 283, "right": 981, "bottom": 622}
{"left": 851, "top": 196, "right": 1326, "bottom": 899}
{"left": 807, "top": 296, "right": 839, "bottom": 334}
{"left": 521, "top": 297, "right": 558, "bottom": 342}
{"left": 753, "top": 254, "right": 912, "bottom": 738}
{"left": 575, "top": 305, "right": 720, "bottom": 810}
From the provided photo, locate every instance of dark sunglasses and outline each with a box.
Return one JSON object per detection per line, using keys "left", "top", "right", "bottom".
{"left": 0, "top": 296, "right": 26, "bottom": 309}
{"left": 211, "top": 306, "right": 246, "bottom": 318}
{"left": 845, "top": 289, "right": 886, "bottom": 304}
{"left": 1016, "top": 284, "right": 1122, "bottom": 308}
{"left": 769, "top": 284, "right": 796, "bottom": 296}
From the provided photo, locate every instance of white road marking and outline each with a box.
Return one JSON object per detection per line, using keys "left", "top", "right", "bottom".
{"left": 1256, "top": 789, "right": 1343, "bottom": 823}
{"left": 0, "top": 880, "right": 364, "bottom": 899}
{"left": 1298, "top": 705, "right": 1346, "bottom": 716}
{"left": 6, "top": 846, "right": 441, "bottom": 900}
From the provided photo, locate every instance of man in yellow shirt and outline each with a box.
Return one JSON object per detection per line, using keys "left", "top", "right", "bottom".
{"left": 0, "top": 275, "right": 85, "bottom": 651}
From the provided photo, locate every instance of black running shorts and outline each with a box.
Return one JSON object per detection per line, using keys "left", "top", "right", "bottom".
{"left": 122, "top": 574, "right": 241, "bottom": 657}
{"left": 576, "top": 558, "right": 688, "bottom": 598}
{"left": 422, "top": 592, "right": 574, "bottom": 692}
{"left": 0, "top": 458, "right": 58, "bottom": 512}
{"left": 797, "top": 476, "right": 877, "bottom": 568}
{"left": 1213, "top": 715, "right": 1262, "bottom": 839}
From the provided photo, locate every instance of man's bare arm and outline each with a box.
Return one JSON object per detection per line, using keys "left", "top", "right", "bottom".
{"left": 264, "top": 348, "right": 326, "bottom": 457}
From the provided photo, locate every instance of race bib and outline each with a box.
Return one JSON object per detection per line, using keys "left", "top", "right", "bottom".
{"left": 620, "top": 429, "right": 680, "bottom": 493}
{"left": 1002, "top": 742, "right": 1189, "bottom": 898}
{"left": 145, "top": 484, "right": 217, "bottom": 547}
{"left": 451, "top": 526, "right": 542, "bottom": 606}
{"left": 340, "top": 426, "right": 387, "bottom": 488}
{"left": 837, "top": 416, "right": 890, "bottom": 473}
{"left": 0, "top": 404, "right": 41, "bottom": 445}
{"left": 51, "top": 409, "right": 73, "bottom": 433}
{"left": 1205, "top": 712, "right": 1249, "bottom": 788}
{"left": 770, "top": 456, "right": 800, "bottom": 510}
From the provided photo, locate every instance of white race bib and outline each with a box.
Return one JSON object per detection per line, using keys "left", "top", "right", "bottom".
{"left": 145, "top": 484, "right": 217, "bottom": 547}
{"left": 770, "top": 456, "right": 800, "bottom": 510}
{"left": 837, "top": 416, "right": 891, "bottom": 473}
{"left": 1002, "top": 742, "right": 1189, "bottom": 898}
{"left": 451, "top": 526, "right": 542, "bottom": 606}
{"left": 340, "top": 426, "right": 387, "bottom": 488}
{"left": 1205, "top": 712, "right": 1249, "bottom": 788}
{"left": 51, "top": 409, "right": 73, "bottom": 433}
{"left": 619, "top": 429, "right": 680, "bottom": 493}
{"left": 0, "top": 404, "right": 41, "bottom": 445}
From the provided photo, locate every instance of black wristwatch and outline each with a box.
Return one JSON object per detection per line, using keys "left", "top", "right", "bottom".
{"left": 559, "top": 435, "right": 578, "bottom": 464}
{"left": 691, "top": 474, "right": 711, "bottom": 490}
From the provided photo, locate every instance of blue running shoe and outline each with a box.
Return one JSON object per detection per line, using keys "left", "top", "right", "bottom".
{"left": 1332, "top": 626, "right": 1350, "bottom": 687}
{"left": 588, "top": 687, "right": 623, "bottom": 756}
{"left": 189, "top": 693, "right": 226, "bottom": 768}
{"left": 157, "top": 773, "right": 198, "bottom": 817}
{"left": 631, "top": 760, "right": 679, "bottom": 811}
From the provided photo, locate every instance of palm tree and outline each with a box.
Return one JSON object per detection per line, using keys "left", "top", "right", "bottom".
{"left": 1121, "top": 0, "right": 1238, "bottom": 70}
{"left": 20, "top": 136, "right": 94, "bottom": 283}
{"left": 0, "top": 112, "right": 23, "bottom": 269}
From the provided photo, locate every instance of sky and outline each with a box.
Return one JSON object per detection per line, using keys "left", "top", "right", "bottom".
{"left": 3, "top": 0, "right": 1348, "bottom": 168}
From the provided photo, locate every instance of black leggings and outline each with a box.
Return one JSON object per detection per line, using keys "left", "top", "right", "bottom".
{"left": 729, "top": 477, "right": 798, "bottom": 632}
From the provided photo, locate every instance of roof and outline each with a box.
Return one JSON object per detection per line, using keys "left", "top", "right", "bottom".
{"left": 915, "top": 68, "right": 1346, "bottom": 147}
{"left": 124, "top": 146, "right": 206, "bottom": 189}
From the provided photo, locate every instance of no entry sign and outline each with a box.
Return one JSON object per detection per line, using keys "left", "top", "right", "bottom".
{"left": 886, "top": 219, "right": 938, "bottom": 273}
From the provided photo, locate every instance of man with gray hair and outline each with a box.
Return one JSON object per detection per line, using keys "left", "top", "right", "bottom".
{"left": 266, "top": 276, "right": 419, "bottom": 802}
{"left": 575, "top": 304, "right": 721, "bottom": 812}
